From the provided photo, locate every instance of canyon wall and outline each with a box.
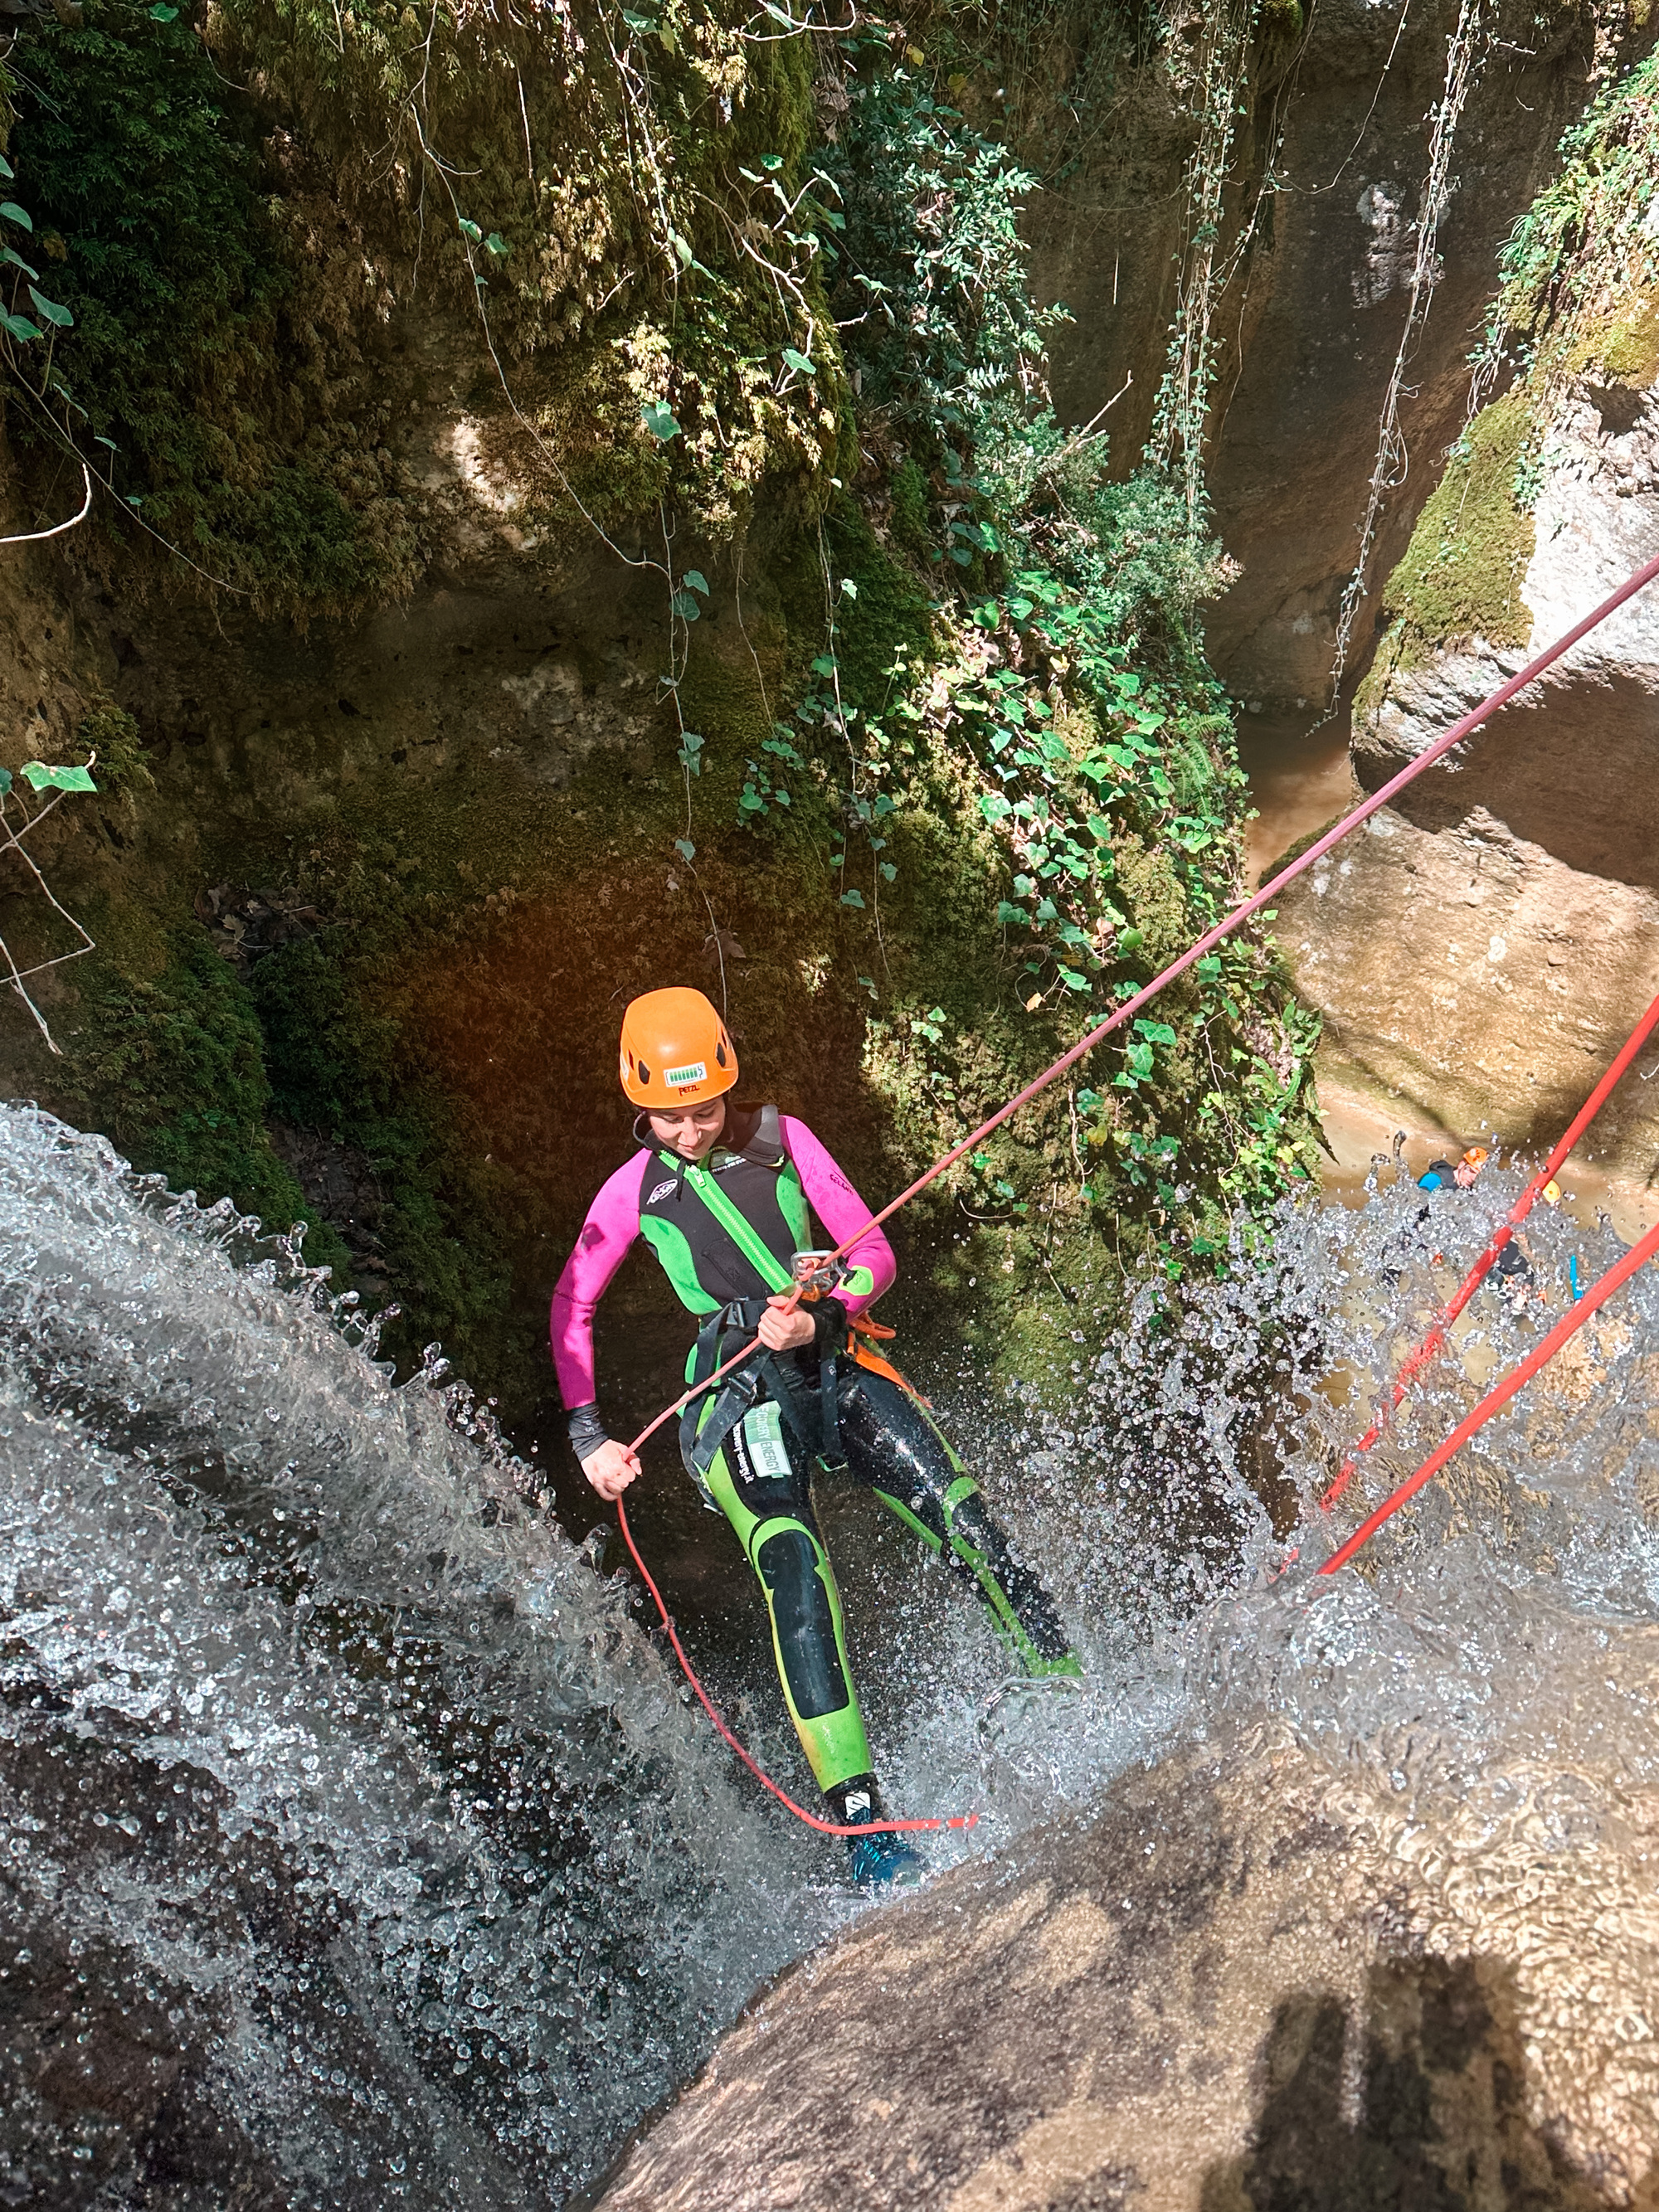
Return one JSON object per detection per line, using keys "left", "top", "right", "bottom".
{"left": 595, "top": 1722, "right": 1659, "bottom": 2212}
{"left": 1025, "top": 0, "right": 1627, "bottom": 707}
{"left": 1272, "top": 388, "right": 1659, "bottom": 1169}
{"left": 1268, "top": 57, "right": 1659, "bottom": 1174}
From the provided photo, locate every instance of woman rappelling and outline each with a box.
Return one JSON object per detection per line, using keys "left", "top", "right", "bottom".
{"left": 551, "top": 987, "right": 1079, "bottom": 1888}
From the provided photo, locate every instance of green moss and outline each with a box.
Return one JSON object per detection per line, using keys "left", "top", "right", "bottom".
{"left": 250, "top": 934, "right": 533, "bottom": 1394}
{"left": 1359, "top": 389, "right": 1537, "bottom": 712}
{"left": 889, "top": 458, "right": 932, "bottom": 560}
{"left": 69, "top": 929, "right": 351, "bottom": 1274}
{"left": 74, "top": 698, "right": 151, "bottom": 798}
{"left": 820, "top": 503, "right": 936, "bottom": 707}
{"left": 1593, "top": 289, "right": 1659, "bottom": 382}
{"left": 220, "top": 0, "right": 841, "bottom": 546}
{"left": 10, "top": 1, "right": 417, "bottom": 615}
{"left": 1365, "top": 56, "right": 1659, "bottom": 731}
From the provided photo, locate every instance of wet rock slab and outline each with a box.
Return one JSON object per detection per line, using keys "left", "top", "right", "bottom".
{"left": 596, "top": 1737, "right": 1659, "bottom": 2212}
{"left": 1272, "top": 371, "right": 1659, "bottom": 1169}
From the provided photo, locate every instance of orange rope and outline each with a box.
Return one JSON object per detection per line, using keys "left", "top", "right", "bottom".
{"left": 1321, "top": 988, "right": 1659, "bottom": 1511}
{"left": 1319, "top": 1217, "right": 1659, "bottom": 1574}
{"left": 614, "top": 1495, "right": 978, "bottom": 1840}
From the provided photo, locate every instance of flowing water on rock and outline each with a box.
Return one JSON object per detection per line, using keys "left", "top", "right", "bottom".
{"left": 3, "top": 1106, "right": 1657, "bottom": 2205}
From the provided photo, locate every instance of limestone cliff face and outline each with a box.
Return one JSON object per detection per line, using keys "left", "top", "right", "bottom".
{"left": 596, "top": 1728, "right": 1659, "bottom": 2212}
{"left": 1272, "top": 369, "right": 1659, "bottom": 1173}
{"left": 1024, "top": 0, "right": 1629, "bottom": 706}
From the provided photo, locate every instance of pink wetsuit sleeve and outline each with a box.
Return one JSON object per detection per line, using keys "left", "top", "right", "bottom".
{"left": 780, "top": 1114, "right": 896, "bottom": 1315}
{"left": 549, "top": 1153, "right": 646, "bottom": 1407}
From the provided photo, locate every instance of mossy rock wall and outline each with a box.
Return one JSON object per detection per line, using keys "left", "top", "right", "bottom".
{"left": 0, "top": 0, "right": 1324, "bottom": 1437}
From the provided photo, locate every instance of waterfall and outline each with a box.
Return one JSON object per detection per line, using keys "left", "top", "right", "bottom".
{"left": 0, "top": 1106, "right": 835, "bottom": 2208}
{"left": 4, "top": 1105, "right": 1658, "bottom": 2205}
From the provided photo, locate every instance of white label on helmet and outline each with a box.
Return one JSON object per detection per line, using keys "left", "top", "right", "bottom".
{"left": 647, "top": 1179, "right": 678, "bottom": 1205}
{"left": 664, "top": 1061, "right": 708, "bottom": 1088}
{"left": 842, "top": 1791, "right": 871, "bottom": 1818}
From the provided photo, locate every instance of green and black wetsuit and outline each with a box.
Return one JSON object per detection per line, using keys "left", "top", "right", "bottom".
{"left": 552, "top": 1104, "right": 1078, "bottom": 1811}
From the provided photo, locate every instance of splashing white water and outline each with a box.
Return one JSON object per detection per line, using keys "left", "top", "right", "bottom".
{"left": 3, "top": 1110, "right": 1657, "bottom": 2203}
{"left": 0, "top": 1106, "right": 844, "bottom": 2209}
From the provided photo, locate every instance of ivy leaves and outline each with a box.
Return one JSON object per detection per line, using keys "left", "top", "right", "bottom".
{"left": 1114, "top": 1018, "right": 1177, "bottom": 1091}
{"left": 20, "top": 760, "right": 97, "bottom": 791}
{"left": 739, "top": 732, "right": 801, "bottom": 819}
{"left": 671, "top": 568, "right": 708, "bottom": 622}
{"left": 0, "top": 156, "right": 71, "bottom": 348}
{"left": 0, "top": 756, "right": 98, "bottom": 798}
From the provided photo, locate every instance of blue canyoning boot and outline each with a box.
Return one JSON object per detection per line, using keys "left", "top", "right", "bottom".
{"left": 828, "top": 1775, "right": 927, "bottom": 1893}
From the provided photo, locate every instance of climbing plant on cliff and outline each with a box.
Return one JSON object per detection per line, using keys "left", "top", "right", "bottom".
{"left": 759, "top": 27, "right": 1321, "bottom": 1311}
{"left": 1325, "top": 0, "right": 1492, "bottom": 712}
{"left": 1473, "top": 49, "right": 1659, "bottom": 400}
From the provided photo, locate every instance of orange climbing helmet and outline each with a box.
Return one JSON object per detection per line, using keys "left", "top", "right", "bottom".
{"left": 618, "top": 987, "right": 737, "bottom": 1110}
{"left": 1461, "top": 1145, "right": 1491, "bottom": 1169}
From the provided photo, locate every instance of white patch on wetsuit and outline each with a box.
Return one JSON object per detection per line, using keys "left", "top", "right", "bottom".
{"left": 841, "top": 1791, "right": 871, "bottom": 1817}
{"left": 741, "top": 1402, "right": 793, "bottom": 1481}
{"left": 647, "top": 1179, "right": 678, "bottom": 1205}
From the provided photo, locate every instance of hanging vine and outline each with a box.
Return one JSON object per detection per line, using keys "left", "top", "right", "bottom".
{"left": 1147, "top": 0, "right": 1260, "bottom": 527}
{"left": 1322, "top": 0, "right": 1491, "bottom": 712}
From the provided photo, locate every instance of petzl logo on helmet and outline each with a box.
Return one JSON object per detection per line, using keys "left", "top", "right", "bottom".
{"left": 664, "top": 1060, "right": 708, "bottom": 1088}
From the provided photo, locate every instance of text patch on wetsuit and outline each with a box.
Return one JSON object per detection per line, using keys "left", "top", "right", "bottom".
{"left": 740, "top": 1402, "right": 793, "bottom": 1481}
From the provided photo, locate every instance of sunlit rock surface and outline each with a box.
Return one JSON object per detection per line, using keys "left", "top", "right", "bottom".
{"left": 599, "top": 1725, "right": 1659, "bottom": 2212}
{"left": 1273, "top": 372, "right": 1659, "bottom": 1168}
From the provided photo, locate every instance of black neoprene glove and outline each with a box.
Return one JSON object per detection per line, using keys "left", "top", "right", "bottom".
{"left": 808, "top": 1295, "right": 849, "bottom": 1357}
{"left": 566, "top": 1403, "right": 610, "bottom": 1462}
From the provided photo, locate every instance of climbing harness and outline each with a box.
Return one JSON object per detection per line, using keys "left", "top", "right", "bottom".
{"left": 1321, "top": 986, "right": 1659, "bottom": 1510}
{"left": 614, "top": 547, "right": 1659, "bottom": 1835}
{"left": 1319, "top": 1213, "right": 1659, "bottom": 1575}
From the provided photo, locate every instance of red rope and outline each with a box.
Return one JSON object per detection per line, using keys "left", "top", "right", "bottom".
{"left": 1318, "top": 1216, "right": 1659, "bottom": 1574}
{"left": 610, "top": 547, "right": 1659, "bottom": 1827}
{"left": 1321, "top": 987, "right": 1659, "bottom": 1510}
{"left": 626, "top": 545, "right": 1659, "bottom": 1463}
{"left": 614, "top": 1496, "right": 978, "bottom": 1840}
